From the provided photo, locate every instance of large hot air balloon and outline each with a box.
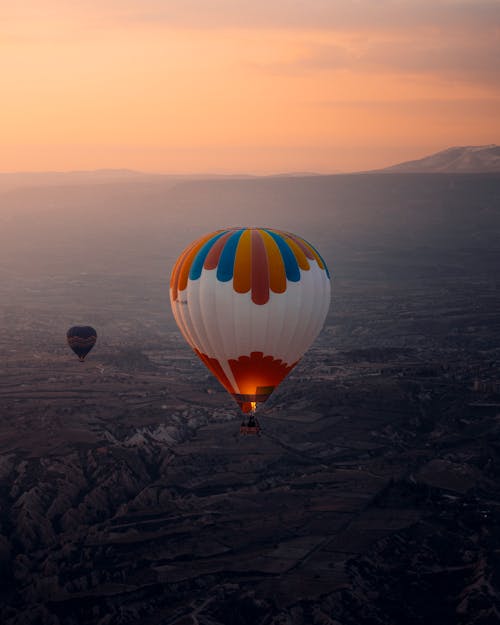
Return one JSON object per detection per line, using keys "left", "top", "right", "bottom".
{"left": 170, "top": 227, "right": 331, "bottom": 431}
{"left": 66, "top": 326, "right": 97, "bottom": 361}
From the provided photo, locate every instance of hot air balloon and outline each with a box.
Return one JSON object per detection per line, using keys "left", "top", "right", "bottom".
{"left": 170, "top": 227, "right": 331, "bottom": 434}
{"left": 67, "top": 326, "right": 97, "bottom": 361}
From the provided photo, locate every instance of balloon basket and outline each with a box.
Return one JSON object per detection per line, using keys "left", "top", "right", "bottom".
{"left": 240, "top": 415, "right": 261, "bottom": 436}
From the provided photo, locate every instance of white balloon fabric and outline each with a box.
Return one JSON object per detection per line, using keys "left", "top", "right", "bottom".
{"left": 170, "top": 227, "right": 331, "bottom": 413}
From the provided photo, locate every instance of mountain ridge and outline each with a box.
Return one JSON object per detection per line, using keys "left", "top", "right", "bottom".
{"left": 2, "top": 145, "right": 500, "bottom": 186}
{"left": 378, "top": 144, "right": 500, "bottom": 173}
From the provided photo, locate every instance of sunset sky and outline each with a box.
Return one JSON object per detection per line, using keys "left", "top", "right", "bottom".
{"left": 2, "top": 1, "right": 499, "bottom": 173}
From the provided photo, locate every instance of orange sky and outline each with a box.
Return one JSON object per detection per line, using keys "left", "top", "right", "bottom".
{"left": 1, "top": 1, "right": 499, "bottom": 173}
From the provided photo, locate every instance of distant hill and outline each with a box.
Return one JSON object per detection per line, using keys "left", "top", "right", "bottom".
{"left": 0, "top": 169, "right": 148, "bottom": 191}
{"left": 0, "top": 169, "right": 335, "bottom": 192}
{"left": 380, "top": 145, "right": 500, "bottom": 173}
{"left": 0, "top": 169, "right": 262, "bottom": 192}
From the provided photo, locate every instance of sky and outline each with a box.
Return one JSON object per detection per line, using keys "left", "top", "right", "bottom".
{"left": 1, "top": 1, "right": 499, "bottom": 173}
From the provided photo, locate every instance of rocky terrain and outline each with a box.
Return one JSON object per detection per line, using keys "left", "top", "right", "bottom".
{"left": 1, "top": 172, "right": 500, "bottom": 623}
{"left": 1, "top": 265, "right": 500, "bottom": 625}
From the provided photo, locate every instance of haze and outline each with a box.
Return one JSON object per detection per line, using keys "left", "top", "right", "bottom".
{"left": 2, "top": 170, "right": 500, "bottom": 624}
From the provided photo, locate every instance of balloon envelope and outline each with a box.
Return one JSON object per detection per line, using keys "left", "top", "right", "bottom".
{"left": 170, "top": 227, "right": 331, "bottom": 412}
{"left": 67, "top": 326, "right": 97, "bottom": 361}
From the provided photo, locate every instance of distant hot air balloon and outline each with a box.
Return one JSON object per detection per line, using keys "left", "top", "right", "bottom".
{"left": 67, "top": 326, "right": 97, "bottom": 361}
{"left": 170, "top": 227, "right": 331, "bottom": 432}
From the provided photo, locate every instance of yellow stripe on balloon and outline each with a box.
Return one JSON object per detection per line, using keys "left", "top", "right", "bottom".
{"left": 177, "top": 232, "right": 217, "bottom": 294}
{"left": 283, "top": 234, "right": 310, "bottom": 271}
{"left": 300, "top": 239, "right": 325, "bottom": 270}
{"left": 170, "top": 239, "right": 198, "bottom": 297}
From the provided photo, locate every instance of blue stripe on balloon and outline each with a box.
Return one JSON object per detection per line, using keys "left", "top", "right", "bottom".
{"left": 189, "top": 231, "right": 228, "bottom": 281}
{"left": 264, "top": 229, "right": 301, "bottom": 282}
{"left": 217, "top": 229, "right": 244, "bottom": 282}
{"left": 306, "top": 241, "right": 330, "bottom": 279}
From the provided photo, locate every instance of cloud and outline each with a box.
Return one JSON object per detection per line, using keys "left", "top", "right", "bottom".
{"left": 370, "top": 41, "right": 500, "bottom": 85}
{"left": 4, "top": 0, "right": 500, "bottom": 32}
{"left": 318, "top": 97, "right": 500, "bottom": 110}
{"left": 80, "top": 1, "right": 498, "bottom": 89}
{"left": 112, "top": 0, "right": 500, "bottom": 32}
{"left": 294, "top": 35, "right": 500, "bottom": 87}
{"left": 104, "top": 0, "right": 500, "bottom": 32}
